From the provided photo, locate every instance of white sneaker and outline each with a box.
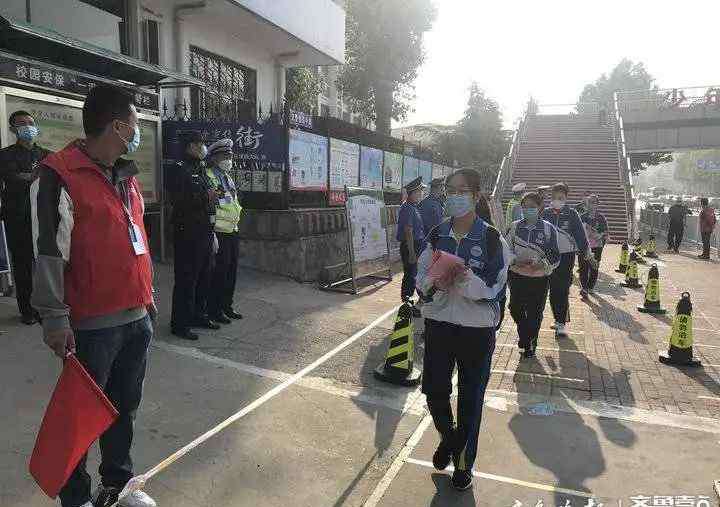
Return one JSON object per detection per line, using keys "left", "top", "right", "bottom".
{"left": 555, "top": 323, "right": 568, "bottom": 338}
{"left": 119, "top": 490, "right": 157, "bottom": 507}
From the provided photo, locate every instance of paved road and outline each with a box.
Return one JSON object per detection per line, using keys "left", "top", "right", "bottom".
{"left": 3, "top": 244, "right": 720, "bottom": 506}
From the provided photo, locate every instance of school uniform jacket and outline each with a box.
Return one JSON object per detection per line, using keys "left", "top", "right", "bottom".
{"left": 506, "top": 218, "right": 561, "bottom": 277}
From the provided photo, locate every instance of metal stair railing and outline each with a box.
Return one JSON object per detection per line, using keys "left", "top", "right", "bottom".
{"left": 611, "top": 91, "right": 636, "bottom": 242}
{"left": 490, "top": 113, "right": 526, "bottom": 231}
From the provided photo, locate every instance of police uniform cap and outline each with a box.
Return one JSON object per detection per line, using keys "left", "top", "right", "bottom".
{"left": 405, "top": 177, "right": 426, "bottom": 193}
{"left": 207, "top": 138, "right": 233, "bottom": 158}
{"left": 512, "top": 183, "right": 526, "bottom": 193}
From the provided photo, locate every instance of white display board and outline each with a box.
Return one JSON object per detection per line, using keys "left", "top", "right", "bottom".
{"left": 383, "top": 151, "right": 403, "bottom": 191}
{"left": 347, "top": 190, "right": 389, "bottom": 263}
{"left": 359, "top": 146, "right": 384, "bottom": 189}
{"left": 288, "top": 128, "right": 328, "bottom": 191}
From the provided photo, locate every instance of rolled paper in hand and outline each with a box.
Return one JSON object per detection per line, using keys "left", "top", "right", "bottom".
{"left": 428, "top": 250, "right": 467, "bottom": 290}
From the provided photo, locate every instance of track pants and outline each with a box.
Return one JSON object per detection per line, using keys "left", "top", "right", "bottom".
{"left": 579, "top": 247, "right": 604, "bottom": 291}
{"left": 422, "top": 319, "right": 495, "bottom": 471}
{"left": 508, "top": 272, "right": 549, "bottom": 350}
{"left": 549, "top": 252, "right": 575, "bottom": 324}
{"left": 208, "top": 232, "right": 239, "bottom": 317}
{"left": 667, "top": 224, "right": 683, "bottom": 251}
{"left": 4, "top": 218, "right": 35, "bottom": 318}
{"left": 701, "top": 231, "right": 712, "bottom": 258}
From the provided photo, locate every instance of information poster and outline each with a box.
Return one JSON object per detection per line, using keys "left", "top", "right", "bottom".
{"left": 252, "top": 170, "right": 267, "bottom": 192}
{"left": 268, "top": 170, "right": 283, "bottom": 193}
{"left": 328, "top": 138, "right": 360, "bottom": 205}
{"left": 289, "top": 129, "right": 328, "bottom": 191}
{"left": 359, "top": 146, "right": 384, "bottom": 190}
{"left": 347, "top": 188, "right": 389, "bottom": 264}
{"left": 6, "top": 95, "right": 159, "bottom": 203}
{"left": 383, "top": 152, "right": 403, "bottom": 191}
{"left": 419, "top": 160, "right": 433, "bottom": 186}
{"left": 238, "top": 170, "right": 253, "bottom": 192}
{"left": 402, "top": 156, "right": 419, "bottom": 186}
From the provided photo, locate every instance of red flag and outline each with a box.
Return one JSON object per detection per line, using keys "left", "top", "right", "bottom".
{"left": 29, "top": 355, "right": 119, "bottom": 498}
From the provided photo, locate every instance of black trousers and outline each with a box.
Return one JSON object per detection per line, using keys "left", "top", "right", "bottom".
{"left": 208, "top": 232, "right": 239, "bottom": 316}
{"left": 59, "top": 316, "right": 153, "bottom": 507}
{"left": 171, "top": 225, "right": 213, "bottom": 331}
{"left": 579, "top": 247, "right": 604, "bottom": 290}
{"left": 667, "top": 224, "right": 683, "bottom": 251}
{"left": 508, "top": 272, "right": 549, "bottom": 350}
{"left": 4, "top": 218, "right": 35, "bottom": 317}
{"left": 549, "top": 252, "right": 575, "bottom": 324}
{"left": 399, "top": 241, "right": 420, "bottom": 301}
{"left": 702, "top": 231, "right": 712, "bottom": 258}
{"left": 422, "top": 319, "right": 495, "bottom": 471}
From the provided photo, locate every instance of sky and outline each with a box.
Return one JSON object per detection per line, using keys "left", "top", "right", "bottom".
{"left": 397, "top": 0, "right": 720, "bottom": 130}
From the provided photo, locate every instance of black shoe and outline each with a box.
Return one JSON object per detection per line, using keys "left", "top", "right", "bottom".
{"left": 193, "top": 318, "right": 221, "bottom": 330}
{"left": 224, "top": 308, "right": 243, "bottom": 320}
{"left": 172, "top": 328, "right": 199, "bottom": 341}
{"left": 451, "top": 469, "right": 473, "bottom": 491}
{"left": 93, "top": 485, "right": 119, "bottom": 507}
{"left": 21, "top": 313, "right": 38, "bottom": 325}
{"left": 209, "top": 312, "right": 232, "bottom": 324}
{"left": 432, "top": 434, "right": 455, "bottom": 471}
{"left": 521, "top": 346, "right": 536, "bottom": 359}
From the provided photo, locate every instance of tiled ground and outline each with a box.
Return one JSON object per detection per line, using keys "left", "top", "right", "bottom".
{"left": 487, "top": 244, "right": 720, "bottom": 418}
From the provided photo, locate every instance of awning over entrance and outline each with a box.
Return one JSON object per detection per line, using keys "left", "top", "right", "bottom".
{"left": 0, "top": 15, "right": 204, "bottom": 87}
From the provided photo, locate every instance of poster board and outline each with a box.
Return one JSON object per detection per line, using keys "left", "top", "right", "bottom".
{"left": 320, "top": 186, "right": 392, "bottom": 294}
{"left": 359, "top": 146, "right": 384, "bottom": 190}
{"left": 418, "top": 159, "right": 432, "bottom": 186}
{"left": 328, "top": 137, "right": 360, "bottom": 205}
{"left": 289, "top": 129, "right": 328, "bottom": 191}
{"left": 6, "top": 94, "right": 159, "bottom": 203}
{"left": 402, "top": 156, "right": 419, "bottom": 186}
{"left": 383, "top": 151, "right": 403, "bottom": 191}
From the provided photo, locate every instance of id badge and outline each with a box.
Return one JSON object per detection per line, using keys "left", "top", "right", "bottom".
{"left": 129, "top": 223, "right": 147, "bottom": 255}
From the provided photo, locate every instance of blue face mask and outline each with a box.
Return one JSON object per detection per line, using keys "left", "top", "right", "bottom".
{"left": 445, "top": 194, "right": 474, "bottom": 217}
{"left": 15, "top": 125, "right": 39, "bottom": 142}
{"left": 523, "top": 208, "right": 539, "bottom": 222}
{"left": 118, "top": 122, "right": 141, "bottom": 154}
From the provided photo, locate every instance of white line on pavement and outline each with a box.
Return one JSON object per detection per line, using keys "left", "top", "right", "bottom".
{"left": 491, "top": 369, "right": 586, "bottom": 383}
{"left": 137, "top": 305, "right": 401, "bottom": 485}
{"left": 153, "top": 340, "right": 426, "bottom": 416}
{"left": 495, "top": 343, "right": 587, "bottom": 354}
{"left": 405, "top": 458, "right": 595, "bottom": 499}
{"left": 698, "top": 396, "right": 720, "bottom": 402}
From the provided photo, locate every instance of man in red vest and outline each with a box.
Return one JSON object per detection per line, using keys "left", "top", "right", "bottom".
{"left": 32, "top": 85, "right": 156, "bottom": 507}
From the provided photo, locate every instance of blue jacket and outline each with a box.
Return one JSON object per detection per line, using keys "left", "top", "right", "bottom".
{"left": 541, "top": 205, "right": 589, "bottom": 255}
{"left": 418, "top": 194, "right": 444, "bottom": 237}
{"left": 396, "top": 201, "right": 424, "bottom": 244}
{"left": 416, "top": 217, "right": 510, "bottom": 328}
{"left": 506, "top": 219, "right": 561, "bottom": 277}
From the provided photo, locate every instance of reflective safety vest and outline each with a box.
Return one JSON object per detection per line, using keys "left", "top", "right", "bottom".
{"left": 206, "top": 165, "right": 242, "bottom": 234}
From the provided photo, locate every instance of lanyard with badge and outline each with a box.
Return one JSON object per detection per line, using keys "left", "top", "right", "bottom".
{"left": 120, "top": 183, "right": 148, "bottom": 256}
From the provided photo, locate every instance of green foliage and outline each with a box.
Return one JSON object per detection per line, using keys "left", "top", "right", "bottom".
{"left": 339, "top": 0, "right": 437, "bottom": 134}
{"left": 285, "top": 67, "right": 322, "bottom": 114}
{"left": 420, "top": 83, "right": 509, "bottom": 177}
{"left": 578, "top": 58, "right": 655, "bottom": 107}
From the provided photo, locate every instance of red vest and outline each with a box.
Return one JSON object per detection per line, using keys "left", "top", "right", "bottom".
{"left": 42, "top": 143, "right": 153, "bottom": 322}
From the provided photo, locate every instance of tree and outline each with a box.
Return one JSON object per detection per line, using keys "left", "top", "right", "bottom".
{"left": 339, "top": 0, "right": 437, "bottom": 135}
{"left": 284, "top": 67, "right": 322, "bottom": 114}
{"left": 579, "top": 59, "right": 672, "bottom": 172}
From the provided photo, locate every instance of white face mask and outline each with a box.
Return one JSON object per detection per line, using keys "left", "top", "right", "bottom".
{"left": 218, "top": 159, "right": 233, "bottom": 172}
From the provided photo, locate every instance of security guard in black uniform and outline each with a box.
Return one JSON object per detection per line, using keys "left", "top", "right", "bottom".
{"left": 169, "top": 131, "right": 221, "bottom": 340}
{"left": 0, "top": 110, "right": 51, "bottom": 324}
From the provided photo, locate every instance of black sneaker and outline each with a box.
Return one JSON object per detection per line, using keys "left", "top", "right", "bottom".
{"left": 193, "top": 318, "right": 221, "bottom": 330}
{"left": 209, "top": 312, "right": 231, "bottom": 324}
{"left": 172, "top": 328, "right": 199, "bottom": 341}
{"left": 21, "top": 313, "right": 38, "bottom": 325}
{"left": 451, "top": 469, "right": 473, "bottom": 491}
{"left": 521, "top": 346, "right": 536, "bottom": 359}
{"left": 224, "top": 308, "right": 243, "bottom": 320}
{"left": 94, "top": 485, "right": 119, "bottom": 507}
{"left": 432, "top": 435, "right": 455, "bottom": 471}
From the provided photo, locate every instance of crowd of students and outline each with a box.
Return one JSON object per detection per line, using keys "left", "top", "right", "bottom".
{"left": 395, "top": 173, "right": 608, "bottom": 490}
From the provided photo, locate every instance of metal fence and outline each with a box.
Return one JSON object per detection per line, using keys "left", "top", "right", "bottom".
{"left": 638, "top": 208, "right": 719, "bottom": 259}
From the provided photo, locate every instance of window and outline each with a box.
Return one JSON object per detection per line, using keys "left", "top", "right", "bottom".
{"left": 141, "top": 19, "right": 160, "bottom": 65}
{"left": 321, "top": 104, "right": 331, "bottom": 117}
{"left": 189, "top": 46, "right": 257, "bottom": 121}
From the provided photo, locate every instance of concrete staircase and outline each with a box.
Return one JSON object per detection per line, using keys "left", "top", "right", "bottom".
{"left": 502, "top": 114, "right": 628, "bottom": 242}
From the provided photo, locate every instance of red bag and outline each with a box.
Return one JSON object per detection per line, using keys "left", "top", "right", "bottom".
{"left": 428, "top": 250, "right": 467, "bottom": 290}
{"left": 29, "top": 355, "right": 118, "bottom": 498}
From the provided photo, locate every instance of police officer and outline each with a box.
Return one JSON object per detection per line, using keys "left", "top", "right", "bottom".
{"left": 0, "top": 110, "right": 51, "bottom": 324}
{"left": 397, "top": 177, "right": 426, "bottom": 315}
{"left": 505, "top": 182, "right": 525, "bottom": 230}
{"left": 169, "top": 132, "right": 220, "bottom": 340}
{"left": 205, "top": 139, "right": 244, "bottom": 323}
{"left": 418, "top": 177, "right": 445, "bottom": 237}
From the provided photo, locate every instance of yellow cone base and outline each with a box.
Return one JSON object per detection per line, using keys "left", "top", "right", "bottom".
{"left": 621, "top": 280, "right": 642, "bottom": 288}
{"left": 637, "top": 304, "right": 666, "bottom": 314}
{"left": 374, "top": 363, "right": 421, "bottom": 386}
{"left": 615, "top": 266, "right": 627, "bottom": 273}
{"left": 659, "top": 349, "right": 701, "bottom": 368}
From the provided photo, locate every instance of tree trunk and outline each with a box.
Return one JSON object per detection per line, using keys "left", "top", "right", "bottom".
{"left": 374, "top": 79, "right": 393, "bottom": 136}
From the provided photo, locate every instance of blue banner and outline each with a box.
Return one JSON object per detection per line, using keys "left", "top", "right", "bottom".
{"left": 162, "top": 120, "right": 286, "bottom": 166}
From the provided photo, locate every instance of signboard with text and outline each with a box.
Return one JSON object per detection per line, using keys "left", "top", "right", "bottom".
{"left": 418, "top": 159, "right": 432, "bottom": 186}
{"left": 328, "top": 138, "right": 360, "bottom": 205}
{"left": 359, "top": 146, "right": 383, "bottom": 190}
{"left": 402, "top": 156, "right": 419, "bottom": 185}
{"left": 289, "top": 129, "right": 328, "bottom": 191}
{"left": 383, "top": 151, "right": 403, "bottom": 192}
